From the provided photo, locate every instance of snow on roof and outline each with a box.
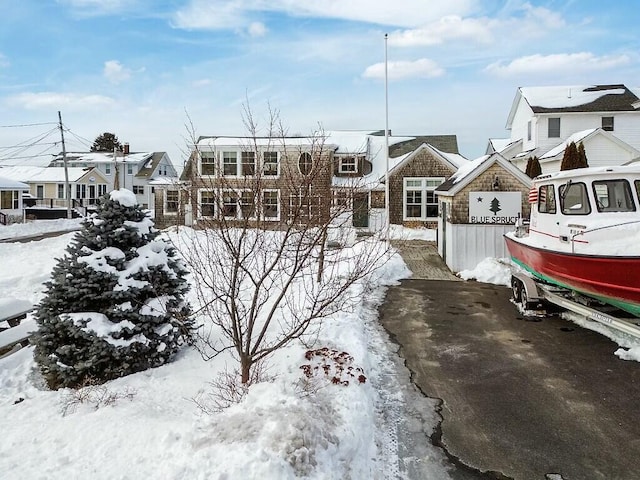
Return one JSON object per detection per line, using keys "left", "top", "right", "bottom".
{"left": 520, "top": 85, "right": 626, "bottom": 109}
{"left": 539, "top": 129, "right": 597, "bottom": 159}
{"left": 148, "top": 176, "right": 181, "bottom": 186}
{"left": 0, "top": 176, "right": 29, "bottom": 190}
{"left": 450, "top": 155, "right": 490, "bottom": 184}
{"left": 197, "top": 136, "right": 328, "bottom": 148}
{"left": 110, "top": 189, "right": 137, "bottom": 207}
{"left": 429, "top": 145, "right": 467, "bottom": 169}
{"left": 0, "top": 166, "right": 93, "bottom": 183}
{"left": 60, "top": 151, "right": 153, "bottom": 164}
{"left": 488, "top": 138, "right": 512, "bottom": 153}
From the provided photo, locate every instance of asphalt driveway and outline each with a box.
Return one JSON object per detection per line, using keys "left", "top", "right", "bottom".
{"left": 379, "top": 279, "right": 640, "bottom": 480}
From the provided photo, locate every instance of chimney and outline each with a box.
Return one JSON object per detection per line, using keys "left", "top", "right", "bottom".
{"left": 123, "top": 143, "right": 130, "bottom": 155}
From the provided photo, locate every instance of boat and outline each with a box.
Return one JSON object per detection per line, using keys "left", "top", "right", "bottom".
{"left": 504, "top": 164, "right": 640, "bottom": 318}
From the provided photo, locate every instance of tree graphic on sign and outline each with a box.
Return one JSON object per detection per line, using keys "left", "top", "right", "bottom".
{"left": 490, "top": 197, "right": 501, "bottom": 215}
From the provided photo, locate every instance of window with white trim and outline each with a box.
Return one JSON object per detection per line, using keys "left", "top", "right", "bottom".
{"left": 127, "top": 163, "right": 134, "bottom": 175}
{"left": 241, "top": 151, "right": 256, "bottom": 176}
{"left": 200, "top": 190, "right": 215, "bottom": 217}
{"left": 403, "top": 177, "right": 444, "bottom": 220}
{"left": 240, "top": 191, "right": 255, "bottom": 219}
{"left": 105, "top": 164, "right": 111, "bottom": 175}
{"left": 263, "top": 151, "right": 279, "bottom": 176}
{"left": 57, "top": 183, "right": 65, "bottom": 199}
{"left": 548, "top": 117, "right": 560, "bottom": 138}
{"left": 222, "top": 151, "right": 238, "bottom": 176}
{"left": 602, "top": 116, "right": 614, "bottom": 131}
{"left": 133, "top": 185, "right": 144, "bottom": 194}
{"left": 222, "top": 190, "right": 239, "bottom": 217}
{"left": 201, "top": 152, "right": 215, "bottom": 175}
{"left": 98, "top": 184, "right": 107, "bottom": 197}
{"left": 0, "top": 191, "right": 18, "bottom": 209}
{"left": 263, "top": 190, "right": 279, "bottom": 219}
{"left": 166, "top": 190, "right": 179, "bottom": 213}
{"left": 338, "top": 156, "right": 357, "bottom": 174}
{"left": 298, "top": 152, "right": 313, "bottom": 175}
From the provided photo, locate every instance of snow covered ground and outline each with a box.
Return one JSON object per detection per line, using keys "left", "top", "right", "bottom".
{"left": 1, "top": 218, "right": 638, "bottom": 479}
{"left": 0, "top": 220, "right": 455, "bottom": 479}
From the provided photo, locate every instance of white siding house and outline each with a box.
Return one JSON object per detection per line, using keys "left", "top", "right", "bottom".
{"left": 494, "top": 84, "right": 640, "bottom": 173}
{"left": 0, "top": 176, "right": 28, "bottom": 225}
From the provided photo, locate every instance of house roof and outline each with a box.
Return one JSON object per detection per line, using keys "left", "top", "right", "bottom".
{"left": 50, "top": 151, "right": 154, "bottom": 165}
{"left": 537, "top": 127, "right": 640, "bottom": 162}
{"left": 0, "top": 176, "right": 29, "bottom": 190}
{"left": 506, "top": 84, "right": 639, "bottom": 129}
{"left": 435, "top": 152, "right": 531, "bottom": 196}
{"left": 135, "top": 152, "right": 167, "bottom": 178}
{"left": 0, "top": 166, "right": 102, "bottom": 183}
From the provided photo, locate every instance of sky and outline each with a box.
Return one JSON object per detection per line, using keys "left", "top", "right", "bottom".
{"left": 1, "top": 0, "right": 639, "bottom": 170}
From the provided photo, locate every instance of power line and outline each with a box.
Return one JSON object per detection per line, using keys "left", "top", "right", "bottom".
{"left": 0, "top": 122, "right": 57, "bottom": 128}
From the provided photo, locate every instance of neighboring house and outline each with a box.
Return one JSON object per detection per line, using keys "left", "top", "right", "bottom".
{"left": 49, "top": 145, "right": 179, "bottom": 209}
{"left": 166, "top": 131, "right": 465, "bottom": 231}
{"left": 435, "top": 153, "right": 532, "bottom": 272}
{"left": 0, "top": 166, "right": 109, "bottom": 218}
{"left": 0, "top": 176, "right": 28, "bottom": 225}
{"left": 492, "top": 84, "right": 640, "bottom": 173}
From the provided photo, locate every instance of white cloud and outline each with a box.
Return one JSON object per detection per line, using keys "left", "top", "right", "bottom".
{"left": 103, "top": 60, "right": 132, "bottom": 84}
{"left": 7, "top": 92, "right": 115, "bottom": 110}
{"left": 172, "top": 0, "right": 476, "bottom": 30}
{"left": 363, "top": 58, "right": 445, "bottom": 81}
{"left": 485, "top": 52, "right": 631, "bottom": 76}
{"left": 389, "top": 15, "right": 494, "bottom": 47}
{"left": 248, "top": 21, "right": 267, "bottom": 37}
{"left": 56, "top": 0, "right": 132, "bottom": 16}
{"left": 192, "top": 79, "right": 211, "bottom": 87}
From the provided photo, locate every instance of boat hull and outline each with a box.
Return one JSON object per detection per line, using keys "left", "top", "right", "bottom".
{"left": 504, "top": 234, "right": 640, "bottom": 318}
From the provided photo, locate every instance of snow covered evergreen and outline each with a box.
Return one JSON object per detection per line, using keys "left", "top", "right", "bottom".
{"left": 32, "top": 189, "right": 193, "bottom": 389}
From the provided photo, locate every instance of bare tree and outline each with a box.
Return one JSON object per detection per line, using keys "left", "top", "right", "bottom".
{"left": 176, "top": 106, "right": 391, "bottom": 384}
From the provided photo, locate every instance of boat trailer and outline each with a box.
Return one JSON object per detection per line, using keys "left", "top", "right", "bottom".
{"left": 511, "top": 272, "right": 640, "bottom": 340}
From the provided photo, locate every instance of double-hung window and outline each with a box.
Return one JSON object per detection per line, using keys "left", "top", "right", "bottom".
{"left": 166, "top": 190, "right": 179, "bottom": 213}
{"left": 0, "top": 191, "right": 18, "bottom": 209}
{"left": 127, "top": 163, "right": 134, "bottom": 175}
{"left": 263, "top": 190, "right": 279, "bottom": 219}
{"left": 200, "top": 190, "right": 215, "bottom": 217}
{"left": 105, "top": 164, "right": 111, "bottom": 175}
{"left": 57, "top": 184, "right": 65, "bottom": 199}
{"left": 201, "top": 152, "right": 215, "bottom": 175}
{"left": 403, "top": 177, "right": 444, "bottom": 221}
{"left": 240, "top": 191, "right": 255, "bottom": 218}
{"left": 222, "top": 151, "right": 238, "bottom": 176}
{"left": 222, "top": 191, "right": 239, "bottom": 217}
{"left": 242, "top": 151, "right": 256, "bottom": 175}
{"left": 602, "top": 116, "right": 614, "bottom": 132}
{"left": 263, "top": 151, "right": 278, "bottom": 176}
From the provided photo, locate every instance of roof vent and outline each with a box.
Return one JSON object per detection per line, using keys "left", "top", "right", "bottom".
{"left": 567, "top": 87, "right": 572, "bottom": 99}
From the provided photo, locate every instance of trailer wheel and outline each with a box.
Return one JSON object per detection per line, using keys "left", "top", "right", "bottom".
{"left": 511, "top": 277, "right": 523, "bottom": 303}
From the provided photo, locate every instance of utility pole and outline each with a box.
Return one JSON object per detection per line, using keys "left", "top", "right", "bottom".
{"left": 58, "top": 111, "right": 72, "bottom": 219}
{"left": 113, "top": 146, "right": 120, "bottom": 190}
{"left": 384, "top": 33, "right": 390, "bottom": 238}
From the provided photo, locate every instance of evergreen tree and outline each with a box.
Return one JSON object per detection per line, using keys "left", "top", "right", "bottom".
{"left": 525, "top": 156, "right": 542, "bottom": 178}
{"left": 577, "top": 142, "right": 589, "bottom": 168}
{"left": 91, "top": 132, "right": 122, "bottom": 152}
{"left": 560, "top": 141, "right": 580, "bottom": 171}
{"left": 32, "top": 189, "right": 193, "bottom": 389}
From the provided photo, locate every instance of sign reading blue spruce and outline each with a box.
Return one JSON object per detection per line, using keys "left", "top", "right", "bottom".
{"left": 468, "top": 191, "right": 522, "bottom": 224}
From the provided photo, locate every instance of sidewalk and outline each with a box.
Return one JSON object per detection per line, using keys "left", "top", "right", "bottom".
{"left": 391, "top": 240, "right": 461, "bottom": 281}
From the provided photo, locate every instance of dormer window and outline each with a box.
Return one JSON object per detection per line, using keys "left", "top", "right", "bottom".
{"left": 602, "top": 116, "right": 614, "bottom": 131}
{"left": 548, "top": 117, "right": 560, "bottom": 138}
{"left": 527, "top": 121, "right": 532, "bottom": 141}
{"left": 338, "top": 156, "right": 358, "bottom": 174}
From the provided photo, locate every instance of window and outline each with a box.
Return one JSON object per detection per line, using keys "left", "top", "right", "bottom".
{"left": 222, "top": 191, "right": 239, "bottom": 217}
{"left": 241, "top": 152, "right": 256, "bottom": 176}
{"left": 166, "top": 190, "right": 179, "bottom": 213}
{"left": 263, "top": 190, "right": 279, "bottom": 219}
{"left": 636, "top": 181, "right": 640, "bottom": 205}
{"left": 338, "top": 156, "right": 358, "bottom": 174}
{"left": 133, "top": 185, "right": 144, "bottom": 195}
{"left": 602, "top": 116, "right": 614, "bottom": 132}
{"left": 538, "top": 185, "right": 556, "bottom": 214}
{"left": 98, "top": 184, "right": 107, "bottom": 197}
{"left": 592, "top": 180, "right": 635, "bottom": 212}
{"left": 559, "top": 182, "right": 590, "bottom": 215}
{"left": 200, "top": 190, "right": 215, "bottom": 217}
{"left": 222, "top": 151, "right": 238, "bottom": 176}
{"left": 36, "top": 185, "right": 44, "bottom": 199}
{"left": 127, "top": 164, "right": 134, "bottom": 175}
{"left": 263, "top": 151, "right": 279, "bottom": 176}
{"left": 527, "top": 121, "right": 532, "bottom": 141}
{"left": 76, "top": 184, "right": 86, "bottom": 199}
{"left": 201, "top": 152, "right": 215, "bottom": 175}
{"left": 57, "top": 184, "right": 65, "bottom": 199}
{"left": 289, "top": 186, "right": 321, "bottom": 223}
{"left": 548, "top": 117, "right": 560, "bottom": 138}
{"left": 403, "top": 178, "right": 444, "bottom": 220}
{"left": 0, "top": 191, "right": 18, "bottom": 209}
{"left": 298, "top": 152, "right": 313, "bottom": 175}
{"left": 105, "top": 164, "right": 111, "bottom": 175}
{"left": 240, "top": 191, "right": 255, "bottom": 218}
{"left": 332, "top": 190, "right": 351, "bottom": 208}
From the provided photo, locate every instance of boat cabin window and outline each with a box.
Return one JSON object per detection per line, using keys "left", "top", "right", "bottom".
{"left": 592, "top": 180, "right": 636, "bottom": 212}
{"left": 559, "top": 182, "right": 591, "bottom": 215}
{"left": 635, "top": 181, "right": 640, "bottom": 206}
{"left": 537, "top": 184, "right": 556, "bottom": 214}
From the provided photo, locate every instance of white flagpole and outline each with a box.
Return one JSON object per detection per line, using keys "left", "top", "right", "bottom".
{"left": 384, "top": 34, "right": 390, "bottom": 237}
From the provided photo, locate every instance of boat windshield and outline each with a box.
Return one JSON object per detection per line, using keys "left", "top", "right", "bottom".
{"left": 559, "top": 182, "right": 591, "bottom": 215}
{"left": 592, "top": 180, "right": 636, "bottom": 212}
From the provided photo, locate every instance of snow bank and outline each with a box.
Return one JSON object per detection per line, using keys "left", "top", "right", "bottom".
{"left": 458, "top": 257, "right": 513, "bottom": 286}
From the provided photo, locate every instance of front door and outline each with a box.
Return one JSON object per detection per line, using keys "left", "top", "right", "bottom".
{"left": 88, "top": 185, "right": 96, "bottom": 205}
{"left": 352, "top": 194, "right": 369, "bottom": 228}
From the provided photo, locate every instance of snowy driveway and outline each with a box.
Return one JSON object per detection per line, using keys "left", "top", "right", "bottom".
{"left": 379, "top": 279, "right": 640, "bottom": 480}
